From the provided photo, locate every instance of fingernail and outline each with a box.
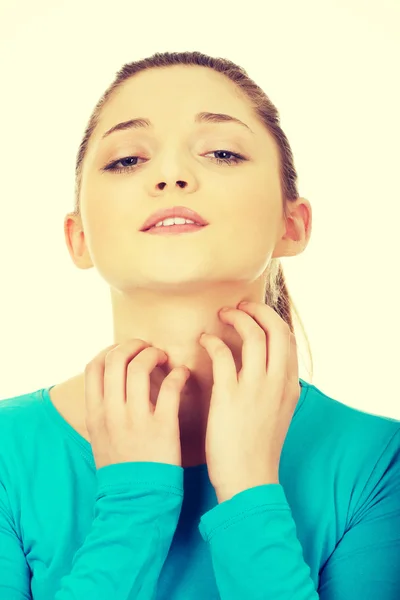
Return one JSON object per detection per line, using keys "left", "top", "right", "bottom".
{"left": 220, "top": 307, "right": 231, "bottom": 313}
{"left": 239, "top": 301, "right": 249, "bottom": 307}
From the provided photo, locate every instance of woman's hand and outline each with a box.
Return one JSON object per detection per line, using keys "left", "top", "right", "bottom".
{"left": 199, "top": 301, "right": 300, "bottom": 502}
{"left": 84, "top": 339, "right": 190, "bottom": 470}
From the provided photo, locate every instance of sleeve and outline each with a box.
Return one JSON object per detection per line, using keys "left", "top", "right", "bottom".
{"left": 1, "top": 462, "right": 184, "bottom": 600}
{"left": 199, "top": 484, "right": 319, "bottom": 599}
{"left": 55, "top": 462, "right": 184, "bottom": 599}
{"left": 0, "top": 480, "right": 32, "bottom": 599}
{"left": 318, "top": 427, "right": 400, "bottom": 599}
{"left": 198, "top": 427, "right": 400, "bottom": 600}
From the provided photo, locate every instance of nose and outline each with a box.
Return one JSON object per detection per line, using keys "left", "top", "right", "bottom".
{"left": 156, "top": 180, "right": 188, "bottom": 190}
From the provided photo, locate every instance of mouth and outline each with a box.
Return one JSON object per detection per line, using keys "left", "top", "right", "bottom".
{"left": 144, "top": 223, "right": 208, "bottom": 235}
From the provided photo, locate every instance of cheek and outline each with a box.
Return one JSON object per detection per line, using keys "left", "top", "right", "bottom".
{"left": 81, "top": 202, "right": 123, "bottom": 264}
{"left": 219, "top": 186, "right": 282, "bottom": 274}
{"left": 224, "top": 189, "right": 280, "bottom": 239}
{"left": 84, "top": 185, "right": 134, "bottom": 240}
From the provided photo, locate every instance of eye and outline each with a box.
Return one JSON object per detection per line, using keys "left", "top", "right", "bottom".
{"left": 208, "top": 150, "right": 246, "bottom": 166}
{"left": 102, "top": 150, "right": 247, "bottom": 174}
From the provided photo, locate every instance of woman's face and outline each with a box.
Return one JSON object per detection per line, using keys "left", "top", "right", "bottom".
{"left": 77, "top": 65, "right": 290, "bottom": 295}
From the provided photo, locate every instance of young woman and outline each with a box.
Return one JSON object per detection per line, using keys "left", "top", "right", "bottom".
{"left": 1, "top": 50, "right": 400, "bottom": 600}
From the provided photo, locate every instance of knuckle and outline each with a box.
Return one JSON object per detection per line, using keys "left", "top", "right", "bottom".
{"left": 103, "top": 414, "right": 118, "bottom": 434}
{"left": 164, "top": 372, "right": 182, "bottom": 388}
{"left": 163, "top": 380, "right": 178, "bottom": 391}
{"left": 85, "top": 410, "right": 103, "bottom": 432}
{"left": 84, "top": 366, "right": 100, "bottom": 383}
{"left": 214, "top": 342, "right": 230, "bottom": 356}
{"left": 248, "top": 328, "right": 265, "bottom": 343}
{"left": 127, "top": 359, "right": 147, "bottom": 374}
{"left": 85, "top": 416, "right": 98, "bottom": 433}
{"left": 104, "top": 347, "right": 124, "bottom": 365}
{"left": 127, "top": 347, "right": 157, "bottom": 372}
{"left": 84, "top": 362, "right": 94, "bottom": 374}
{"left": 85, "top": 354, "right": 99, "bottom": 367}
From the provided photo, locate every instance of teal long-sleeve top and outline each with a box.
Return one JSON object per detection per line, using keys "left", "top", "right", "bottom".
{"left": 1, "top": 378, "right": 400, "bottom": 599}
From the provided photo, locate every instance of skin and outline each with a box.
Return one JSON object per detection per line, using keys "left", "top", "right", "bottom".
{"left": 62, "top": 65, "right": 312, "bottom": 467}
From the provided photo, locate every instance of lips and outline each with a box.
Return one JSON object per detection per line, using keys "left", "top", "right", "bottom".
{"left": 146, "top": 221, "right": 204, "bottom": 231}
{"left": 146, "top": 222, "right": 205, "bottom": 234}
{"left": 140, "top": 206, "right": 209, "bottom": 231}
{"left": 148, "top": 223, "right": 203, "bottom": 230}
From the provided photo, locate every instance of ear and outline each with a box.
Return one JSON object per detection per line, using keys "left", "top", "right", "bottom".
{"left": 64, "top": 213, "right": 94, "bottom": 270}
{"left": 272, "top": 197, "right": 312, "bottom": 259}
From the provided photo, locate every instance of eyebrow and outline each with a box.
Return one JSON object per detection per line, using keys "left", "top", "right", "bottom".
{"left": 101, "top": 111, "right": 255, "bottom": 140}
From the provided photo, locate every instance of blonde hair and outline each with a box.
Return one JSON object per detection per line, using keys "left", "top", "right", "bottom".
{"left": 71, "top": 50, "right": 313, "bottom": 382}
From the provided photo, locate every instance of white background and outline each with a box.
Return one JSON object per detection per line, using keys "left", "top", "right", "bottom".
{"left": 0, "top": 0, "right": 399, "bottom": 418}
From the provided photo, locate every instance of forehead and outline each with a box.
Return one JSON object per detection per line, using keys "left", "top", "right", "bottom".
{"left": 96, "top": 65, "right": 256, "bottom": 133}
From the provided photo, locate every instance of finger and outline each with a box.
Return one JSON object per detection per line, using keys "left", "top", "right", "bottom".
{"left": 238, "top": 302, "right": 291, "bottom": 379}
{"left": 219, "top": 308, "right": 266, "bottom": 385}
{"left": 126, "top": 347, "right": 169, "bottom": 418}
{"left": 84, "top": 342, "right": 120, "bottom": 427}
{"left": 155, "top": 366, "right": 190, "bottom": 422}
{"left": 102, "top": 340, "right": 152, "bottom": 423}
{"left": 199, "top": 333, "right": 237, "bottom": 395}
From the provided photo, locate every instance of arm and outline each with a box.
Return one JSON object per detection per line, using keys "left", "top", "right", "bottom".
{"left": 199, "top": 428, "right": 400, "bottom": 599}
{"left": 0, "top": 462, "right": 184, "bottom": 600}
{"left": 0, "top": 480, "right": 31, "bottom": 599}
{"left": 199, "top": 484, "right": 319, "bottom": 599}
{"left": 56, "top": 462, "right": 183, "bottom": 599}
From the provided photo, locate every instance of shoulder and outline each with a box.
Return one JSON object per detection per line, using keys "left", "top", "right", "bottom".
{"left": 0, "top": 387, "right": 49, "bottom": 459}
{"left": 299, "top": 377, "right": 400, "bottom": 436}
{"left": 295, "top": 379, "right": 400, "bottom": 522}
{"left": 0, "top": 387, "right": 46, "bottom": 424}
{"left": 298, "top": 378, "right": 400, "bottom": 481}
